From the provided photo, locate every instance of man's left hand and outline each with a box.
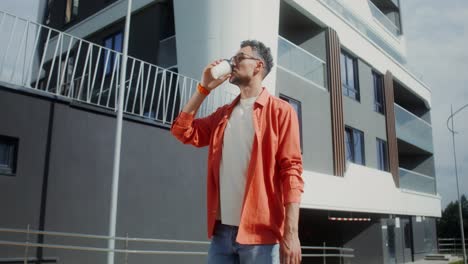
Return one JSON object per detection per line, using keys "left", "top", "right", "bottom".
{"left": 280, "top": 230, "right": 301, "bottom": 264}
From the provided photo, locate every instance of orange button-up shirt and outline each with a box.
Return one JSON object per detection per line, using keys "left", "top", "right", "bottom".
{"left": 170, "top": 87, "right": 304, "bottom": 244}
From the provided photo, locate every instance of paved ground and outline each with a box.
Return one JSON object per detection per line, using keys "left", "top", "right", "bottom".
{"left": 408, "top": 255, "right": 464, "bottom": 264}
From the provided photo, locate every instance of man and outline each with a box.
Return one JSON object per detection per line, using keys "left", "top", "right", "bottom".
{"left": 170, "top": 40, "right": 304, "bottom": 264}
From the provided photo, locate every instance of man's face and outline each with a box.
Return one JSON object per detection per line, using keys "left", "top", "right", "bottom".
{"left": 229, "top": 46, "right": 263, "bottom": 86}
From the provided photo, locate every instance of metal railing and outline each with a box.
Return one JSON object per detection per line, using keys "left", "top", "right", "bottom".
{"left": 0, "top": 10, "right": 223, "bottom": 126}
{"left": 277, "top": 36, "right": 327, "bottom": 91}
{"left": 319, "top": 0, "right": 405, "bottom": 64}
{"left": 318, "top": 0, "right": 427, "bottom": 85}
{"left": 0, "top": 226, "right": 354, "bottom": 263}
{"left": 368, "top": 0, "right": 401, "bottom": 37}
{"left": 438, "top": 238, "right": 468, "bottom": 255}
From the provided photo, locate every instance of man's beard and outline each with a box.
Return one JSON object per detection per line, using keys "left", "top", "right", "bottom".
{"left": 229, "top": 75, "right": 247, "bottom": 86}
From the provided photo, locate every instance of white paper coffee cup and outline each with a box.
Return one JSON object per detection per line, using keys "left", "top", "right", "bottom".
{"left": 211, "top": 60, "right": 232, "bottom": 79}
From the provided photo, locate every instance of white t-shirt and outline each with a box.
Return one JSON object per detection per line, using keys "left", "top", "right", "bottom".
{"left": 219, "top": 96, "right": 257, "bottom": 226}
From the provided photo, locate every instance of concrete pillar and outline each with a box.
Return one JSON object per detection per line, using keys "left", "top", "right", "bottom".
{"left": 174, "top": 0, "right": 280, "bottom": 108}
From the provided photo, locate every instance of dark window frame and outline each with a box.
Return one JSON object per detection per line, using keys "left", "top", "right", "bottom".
{"left": 341, "top": 51, "right": 360, "bottom": 102}
{"left": 345, "top": 126, "right": 365, "bottom": 165}
{"left": 376, "top": 138, "right": 389, "bottom": 171}
{"left": 103, "top": 31, "right": 124, "bottom": 76}
{"left": 279, "top": 94, "right": 303, "bottom": 154}
{"left": 0, "top": 135, "right": 19, "bottom": 176}
{"left": 373, "top": 71, "right": 385, "bottom": 115}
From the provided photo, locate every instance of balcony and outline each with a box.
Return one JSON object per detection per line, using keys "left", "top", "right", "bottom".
{"left": 394, "top": 103, "right": 433, "bottom": 153}
{"left": 318, "top": 0, "right": 405, "bottom": 64}
{"left": 0, "top": 10, "right": 218, "bottom": 127}
{"left": 277, "top": 36, "right": 327, "bottom": 90}
{"left": 368, "top": 0, "right": 401, "bottom": 37}
{"left": 399, "top": 168, "right": 436, "bottom": 195}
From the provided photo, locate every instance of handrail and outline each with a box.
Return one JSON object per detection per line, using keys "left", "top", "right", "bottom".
{"left": 0, "top": 227, "right": 209, "bottom": 245}
{"left": 0, "top": 9, "right": 220, "bottom": 125}
{"left": 317, "top": 0, "right": 430, "bottom": 92}
{"left": 278, "top": 35, "right": 326, "bottom": 64}
{"left": 0, "top": 227, "right": 355, "bottom": 259}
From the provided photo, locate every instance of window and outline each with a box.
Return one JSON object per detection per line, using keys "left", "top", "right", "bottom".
{"left": 341, "top": 51, "right": 360, "bottom": 101}
{"left": 376, "top": 138, "right": 388, "bottom": 171}
{"left": 373, "top": 71, "right": 385, "bottom": 114}
{"left": 0, "top": 136, "right": 19, "bottom": 176}
{"left": 279, "top": 94, "right": 303, "bottom": 153}
{"left": 103, "top": 32, "right": 123, "bottom": 75}
{"left": 345, "top": 126, "right": 365, "bottom": 165}
{"left": 65, "top": 0, "right": 79, "bottom": 24}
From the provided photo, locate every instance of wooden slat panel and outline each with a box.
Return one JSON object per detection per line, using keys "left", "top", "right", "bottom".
{"left": 326, "top": 28, "right": 346, "bottom": 177}
{"left": 384, "top": 71, "right": 400, "bottom": 187}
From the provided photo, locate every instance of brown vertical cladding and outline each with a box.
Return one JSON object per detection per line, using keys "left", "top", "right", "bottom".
{"left": 384, "top": 71, "right": 400, "bottom": 187}
{"left": 325, "top": 28, "right": 346, "bottom": 177}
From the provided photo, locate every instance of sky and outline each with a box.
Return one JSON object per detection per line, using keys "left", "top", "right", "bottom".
{"left": 401, "top": 0, "right": 468, "bottom": 208}
{"left": 0, "top": 0, "right": 467, "bottom": 209}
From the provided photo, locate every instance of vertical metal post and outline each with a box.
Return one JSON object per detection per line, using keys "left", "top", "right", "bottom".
{"left": 125, "top": 233, "right": 129, "bottom": 264}
{"left": 339, "top": 248, "right": 342, "bottom": 264}
{"left": 449, "top": 105, "right": 467, "bottom": 264}
{"left": 107, "top": 1, "right": 132, "bottom": 264}
{"left": 24, "top": 224, "right": 30, "bottom": 264}
{"left": 323, "top": 242, "right": 326, "bottom": 264}
{"left": 454, "top": 239, "right": 456, "bottom": 254}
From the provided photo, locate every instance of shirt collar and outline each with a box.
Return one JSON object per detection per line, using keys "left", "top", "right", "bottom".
{"left": 227, "top": 87, "right": 269, "bottom": 111}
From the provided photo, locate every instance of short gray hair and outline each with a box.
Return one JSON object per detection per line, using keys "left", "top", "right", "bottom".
{"left": 240, "top": 40, "right": 274, "bottom": 79}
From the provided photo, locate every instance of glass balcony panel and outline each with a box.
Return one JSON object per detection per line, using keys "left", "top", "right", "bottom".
{"left": 319, "top": 0, "right": 405, "bottom": 64}
{"left": 399, "top": 168, "right": 436, "bottom": 195}
{"left": 394, "top": 103, "right": 433, "bottom": 153}
{"left": 368, "top": 0, "right": 401, "bottom": 36}
{"left": 277, "top": 36, "right": 327, "bottom": 90}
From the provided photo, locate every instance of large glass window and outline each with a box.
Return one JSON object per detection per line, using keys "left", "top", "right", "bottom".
{"left": 65, "top": 0, "right": 79, "bottom": 24}
{"left": 103, "top": 32, "right": 123, "bottom": 75}
{"left": 280, "top": 94, "right": 303, "bottom": 153}
{"left": 376, "top": 138, "right": 388, "bottom": 171}
{"left": 0, "top": 136, "right": 19, "bottom": 176}
{"left": 345, "top": 126, "right": 365, "bottom": 165}
{"left": 341, "top": 51, "right": 360, "bottom": 101}
{"left": 373, "top": 71, "right": 385, "bottom": 114}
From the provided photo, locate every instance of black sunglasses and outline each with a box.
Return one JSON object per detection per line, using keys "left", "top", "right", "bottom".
{"left": 230, "top": 53, "right": 263, "bottom": 65}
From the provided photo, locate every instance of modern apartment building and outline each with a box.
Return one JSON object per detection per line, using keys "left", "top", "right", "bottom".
{"left": 0, "top": 0, "right": 441, "bottom": 263}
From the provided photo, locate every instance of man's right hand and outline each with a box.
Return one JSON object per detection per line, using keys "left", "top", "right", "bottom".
{"left": 201, "top": 59, "right": 231, "bottom": 91}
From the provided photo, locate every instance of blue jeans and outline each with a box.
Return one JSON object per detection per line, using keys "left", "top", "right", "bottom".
{"left": 207, "top": 221, "right": 280, "bottom": 264}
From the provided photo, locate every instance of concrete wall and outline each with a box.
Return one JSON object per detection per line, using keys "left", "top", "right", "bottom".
{"left": 0, "top": 86, "right": 52, "bottom": 259}
{"left": 276, "top": 67, "right": 334, "bottom": 175}
{"left": 0, "top": 85, "right": 208, "bottom": 263}
{"left": 343, "top": 59, "right": 387, "bottom": 170}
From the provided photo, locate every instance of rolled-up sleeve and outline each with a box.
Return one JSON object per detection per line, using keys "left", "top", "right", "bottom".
{"left": 276, "top": 106, "right": 304, "bottom": 205}
{"left": 170, "top": 111, "right": 215, "bottom": 148}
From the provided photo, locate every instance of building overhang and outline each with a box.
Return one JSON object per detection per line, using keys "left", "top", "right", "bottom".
{"left": 301, "top": 163, "right": 442, "bottom": 218}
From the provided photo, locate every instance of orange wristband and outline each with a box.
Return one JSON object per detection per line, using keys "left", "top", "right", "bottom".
{"left": 197, "top": 83, "right": 210, "bottom": 95}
